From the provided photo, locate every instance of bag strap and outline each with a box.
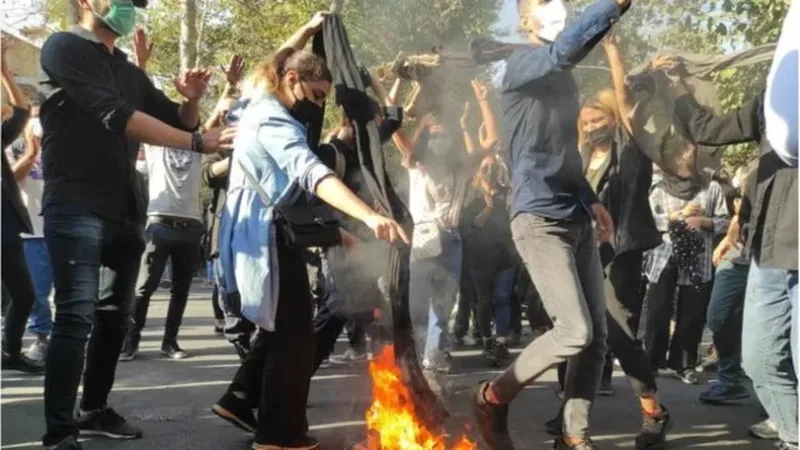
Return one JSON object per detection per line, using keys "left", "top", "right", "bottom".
{"left": 236, "top": 158, "right": 288, "bottom": 221}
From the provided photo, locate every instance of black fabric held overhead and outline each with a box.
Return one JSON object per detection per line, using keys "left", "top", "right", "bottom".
{"left": 313, "top": 15, "right": 449, "bottom": 429}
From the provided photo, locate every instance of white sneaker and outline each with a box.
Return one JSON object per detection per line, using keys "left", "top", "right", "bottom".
{"left": 330, "top": 348, "right": 367, "bottom": 364}
{"left": 25, "top": 337, "right": 48, "bottom": 363}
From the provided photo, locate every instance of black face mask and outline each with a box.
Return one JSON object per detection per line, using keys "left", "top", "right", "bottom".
{"left": 586, "top": 126, "right": 615, "bottom": 147}
{"left": 289, "top": 83, "right": 324, "bottom": 141}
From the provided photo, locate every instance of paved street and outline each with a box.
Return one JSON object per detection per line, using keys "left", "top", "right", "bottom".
{"left": 2, "top": 286, "right": 777, "bottom": 449}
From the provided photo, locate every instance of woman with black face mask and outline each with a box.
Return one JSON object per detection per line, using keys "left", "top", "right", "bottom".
{"left": 210, "top": 13, "right": 407, "bottom": 450}
{"left": 548, "top": 34, "right": 673, "bottom": 449}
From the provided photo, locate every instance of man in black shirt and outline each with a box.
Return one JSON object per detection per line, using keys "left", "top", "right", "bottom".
{"left": 38, "top": 1, "right": 234, "bottom": 449}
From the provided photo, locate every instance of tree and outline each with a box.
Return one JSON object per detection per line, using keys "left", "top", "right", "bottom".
{"left": 570, "top": 0, "right": 790, "bottom": 169}
{"left": 179, "top": 0, "right": 198, "bottom": 71}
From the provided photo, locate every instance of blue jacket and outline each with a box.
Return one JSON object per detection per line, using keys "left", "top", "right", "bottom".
{"left": 502, "top": 0, "right": 627, "bottom": 221}
{"left": 217, "top": 93, "right": 334, "bottom": 331}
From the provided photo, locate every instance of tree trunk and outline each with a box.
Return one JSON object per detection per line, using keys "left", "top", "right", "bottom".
{"left": 179, "top": 0, "right": 198, "bottom": 72}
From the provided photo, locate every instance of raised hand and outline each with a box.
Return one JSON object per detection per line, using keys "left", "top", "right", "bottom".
{"left": 221, "top": 54, "right": 245, "bottom": 86}
{"left": 133, "top": 27, "right": 154, "bottom": 70}
{"left": 306, "top": 11, "right": 328, "bottom": 33}
{"left": 471, "top": 78, "right": 489, "bottom": 101}
{"left": 651, "top": 55, "right": 676, "bottom": 72}
{"left": 174, "top": 68, "right": 212, "bottom": 101}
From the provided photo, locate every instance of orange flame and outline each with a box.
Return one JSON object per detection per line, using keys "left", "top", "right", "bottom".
{"left": 365, "top": 345, "right": 476, "bottom": 450}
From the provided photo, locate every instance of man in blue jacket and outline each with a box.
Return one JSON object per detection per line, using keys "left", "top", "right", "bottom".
{"left": 472, "top": 1, "right": 631, "bottom": 449}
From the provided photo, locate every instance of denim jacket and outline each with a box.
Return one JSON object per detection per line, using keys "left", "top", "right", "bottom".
{"left": 216, "top": 93, "right": 334, "bottom": 331}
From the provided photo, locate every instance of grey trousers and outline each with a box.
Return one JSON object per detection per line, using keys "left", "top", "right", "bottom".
{"left": 493, "top": 213, "right": 608, "bottom": 439}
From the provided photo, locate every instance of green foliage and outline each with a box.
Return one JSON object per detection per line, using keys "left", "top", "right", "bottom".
{"left": 570, "top": 0, "right": 789, "bottom": 169}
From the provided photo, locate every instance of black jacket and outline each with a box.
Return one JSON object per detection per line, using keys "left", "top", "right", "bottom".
{"left": 674, "top": 91, "right": 797, "bottom": 270}
{"left": 587, "top": 127, "right": 661, "bottom": 261}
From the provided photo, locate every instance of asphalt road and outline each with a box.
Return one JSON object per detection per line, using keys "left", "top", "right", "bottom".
{"left": 1, "top": 285, "right": 776, "bottom": 449}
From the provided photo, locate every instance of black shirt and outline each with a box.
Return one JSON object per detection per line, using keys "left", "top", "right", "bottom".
{"left": 39, "top": 27, "right": 194, "bottom": 223}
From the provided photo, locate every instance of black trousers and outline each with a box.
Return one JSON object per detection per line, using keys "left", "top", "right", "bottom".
{"left": 558, "top": 251, "right": 657, "bottom": 396}
{"left": 211, "top": 284, "right": 224, "bottom": 321}
{"left": 2, "top": 240, "right": 36, "bottom": 356}
{"left": 226, "top": 238, "right": 314, "bottom": 445}
{"left": 642, "top": 261, "right": 712, "bottom": 372}
{"left": 129, "top": 220, "right": 203, "bottom": 342}
{"left": 312, "top": 300, "right": 372, "bottom": 374}
{"left": 605, "top": 250, "right": 658, "bottom": 396}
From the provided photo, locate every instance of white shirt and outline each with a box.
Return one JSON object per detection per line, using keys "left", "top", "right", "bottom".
{"left": 5, "top": 122, "right": 44, "bottom": 238}
{"left": 144, "top": 144, "right": 203, "bottom": 221}
{"left": 764, "top": 0, "right": 798, "bottom": 166}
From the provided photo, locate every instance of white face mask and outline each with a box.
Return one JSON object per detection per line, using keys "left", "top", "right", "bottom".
{"left": 532, "top": 0, "right": 573, "bottom": 42}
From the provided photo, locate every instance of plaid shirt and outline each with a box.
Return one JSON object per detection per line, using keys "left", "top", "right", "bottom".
{"left": 644, "top": 181, "right": 729, "bottom": 285}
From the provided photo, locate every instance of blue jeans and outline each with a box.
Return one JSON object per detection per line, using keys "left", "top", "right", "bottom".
{"left": 742, "top": 259, "right": 798, "bottom": 444}
{"left": 409, "top": 227, "right": 462, "bottom": 363}
{"left": 42, "top": 207, "right": 144, "bottom": 446}
{"left": 23, "top": 238, "right": 53, "bottom": 336}
{"left": 706, "top": 260, "right": 749, "bottom": 387}
{"left": 472, "top": 266, "right": 517, "bottom": 339}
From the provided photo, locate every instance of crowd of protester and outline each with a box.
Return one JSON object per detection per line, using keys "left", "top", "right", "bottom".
{"left": 0, "top": 0, "right": 797, "bottom": 449}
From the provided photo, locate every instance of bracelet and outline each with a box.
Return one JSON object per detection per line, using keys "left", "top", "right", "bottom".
{"left": 191, "top": 131, "right": 204, "bottom": 154}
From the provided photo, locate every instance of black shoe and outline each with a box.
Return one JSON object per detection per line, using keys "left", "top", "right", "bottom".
{"left": 45, "top": 435, "right": 83, "bottom": 450}
{"left": 161, "top": 340, "right": 189, "bottom": 359}
{"left": 472, "top": 381, "right": 514, "bottom": 450}
{"left": 777, "top": 441, "right": 799, "bottom": 450}
{"left": 252, "top": 435, "right": 319, "bottom": 449}
{"left": 77, "top": 407, "right": 142, "bottom": 440}
{"left": 597, "top": 378, "right": 615, "bottom": 397}
{"left": 675, "top": 369, "right": 699, "bottom": 385}
{"left": 483, "top": 340, "right": 511, "bottom": 367}
{"left": 545, "top": 410, "right": 563, "bottom": 436}
{"left": 118, "top": 334, "right": 140, "bottom": 362}
{"left": 553, "top": 437, "right": 599, "bottom": 450}
{"left": 698, "top": 383, "right": 750, "bottom": 404}
{"left": 636, "top": 405, "right": 672, "bottom": 450}
{"left": 750, "top": 419, "right": 780, "bottom": 440}
{"left": 212, "top": 392, "right": 257, "bottom": 434}
{"left": 2, "top": 351, "right": 44, "bottom": 374}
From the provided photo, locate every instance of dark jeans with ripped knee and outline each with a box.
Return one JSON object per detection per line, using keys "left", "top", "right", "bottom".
{"left": 42, "top": 206, "right": 144, "bottom": 446}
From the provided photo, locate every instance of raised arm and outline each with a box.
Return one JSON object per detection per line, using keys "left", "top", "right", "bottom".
{"left": 670, "top": 71, "right": 764, "bottom": 147}
{"left": 2, "top": 35, "right": 31, "bottom": 148}
{"left": 279, "top": 12, "right": 326, "bottom": 51}
{"left": 504, "top": 0, "right": 629, "bottom": 90}
{"left": 384, "top": 77, "right": 415, "bottom": 163}
{"left": 601, "top": 33, "right": 632, "bottom": 135}
{"left": 460, "top": 101, "right": 478, "bottom": 155}
{"left": 470, "top": 79, "right": 499, "bottom": 151}
{"left": 11, "top": 125, "right": 40, "bottom": 182}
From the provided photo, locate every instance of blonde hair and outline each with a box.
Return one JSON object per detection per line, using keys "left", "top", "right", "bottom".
{"left": 577, "top": 89, "right": 620, "bottom": 149}
{"left": 473, "top": 154, "right": 510, "bottom": 209}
